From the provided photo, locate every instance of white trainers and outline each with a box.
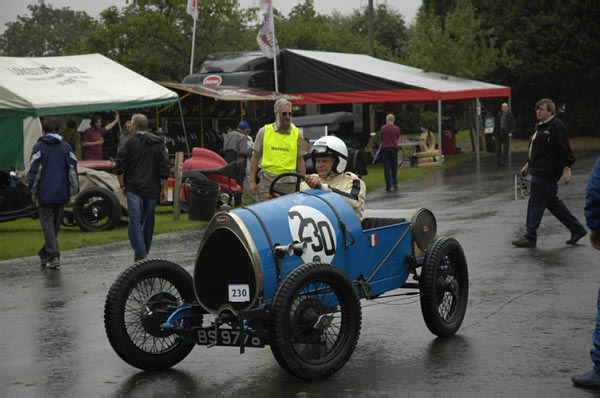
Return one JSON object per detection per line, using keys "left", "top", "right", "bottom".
{"left": 47, "top": 257, "right": 61, "bottom": 269}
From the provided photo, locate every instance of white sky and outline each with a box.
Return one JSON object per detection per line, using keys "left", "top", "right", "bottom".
{"left": 0, "top": 0, "right": 421, "bottom": 33}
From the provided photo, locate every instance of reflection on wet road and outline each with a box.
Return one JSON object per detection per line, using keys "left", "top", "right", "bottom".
{"left": 1, "top": 150, "right": 599, "bottom": 396}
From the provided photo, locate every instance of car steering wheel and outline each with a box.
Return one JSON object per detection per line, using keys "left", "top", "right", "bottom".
{"left": 269, "top": 172, "right": 306, "bottom": 198}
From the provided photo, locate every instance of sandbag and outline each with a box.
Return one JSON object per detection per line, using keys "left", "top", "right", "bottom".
{"left": 419, "top": 132, "right": 435, "bottom": 152}
{"left": 416, "top": 150, "right": 439, "bottom": 159}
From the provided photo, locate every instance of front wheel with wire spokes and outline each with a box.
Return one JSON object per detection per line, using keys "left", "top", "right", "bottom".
{"left": 419, "top": 237, "right": 469, "bottom": 337}
{"left": 104, "top": 259, "right": 198, "bottom": 370}
{"left": 268, "top": 262, "right": 361, "bottom": 380}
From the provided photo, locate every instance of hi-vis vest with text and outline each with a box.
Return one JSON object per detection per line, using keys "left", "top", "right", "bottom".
{"left": 262, "top": 124, "right": 298, "bottom": 174}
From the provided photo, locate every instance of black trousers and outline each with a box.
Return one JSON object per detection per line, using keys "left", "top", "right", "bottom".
{"left": 495, "top": 135, "right": 510, "bottom": 165}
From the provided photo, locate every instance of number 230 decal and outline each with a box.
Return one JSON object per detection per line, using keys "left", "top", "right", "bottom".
{"left": 288, "top": 205, "right": 336, "bottom": 264}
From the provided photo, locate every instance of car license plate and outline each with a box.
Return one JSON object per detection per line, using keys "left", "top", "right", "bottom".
{"left": 195, "top": 327, "right": 264, "bottom": 348}
{"left": 229, "top": 284, "right": 250, "bottom": 302}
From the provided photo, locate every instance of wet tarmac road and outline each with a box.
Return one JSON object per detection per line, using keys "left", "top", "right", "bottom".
{"left": 2, "top": 150, "right": 600, "bottom": 397}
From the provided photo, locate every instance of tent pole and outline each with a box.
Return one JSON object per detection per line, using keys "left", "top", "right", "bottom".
{"left": 508, "top": 96, "right": 512, "bottom": 166}
{"left": 438, "top": 99, "right": 442, "bottom": 165}
{"left": 177, "top": 98, "right": 191, "bottom": 155}
{"left": 189, "top": 17, "right": 197, "bottom": 75}
{"left": 271, "top": 2, "right": 279, "bottom": 93}
{"left": 475, "top": 97, "right": 481, "bottom": 162}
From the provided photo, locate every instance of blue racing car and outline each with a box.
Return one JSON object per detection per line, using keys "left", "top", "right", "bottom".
{"left": 104, "top": 174, "right": 468, "bottom": 380}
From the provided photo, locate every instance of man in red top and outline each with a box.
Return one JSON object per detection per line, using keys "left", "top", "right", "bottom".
{"left": 380, "top": 113, "right": 401, "bottom": 192}
{"left": 82, "top": 114, "right": 119, "bottom": 160}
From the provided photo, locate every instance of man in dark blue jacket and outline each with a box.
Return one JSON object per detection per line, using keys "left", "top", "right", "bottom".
{"left": 27, "top": 117, "right": 79, "bottom": 269}
{"left": 512, "top": 98, "right": 586, "bottom": 248}
{"left": 572, "top": 156, "right": 600, "bottom": 388}
{"left": 116, "top": 114, "right": 169, "bottom": 262}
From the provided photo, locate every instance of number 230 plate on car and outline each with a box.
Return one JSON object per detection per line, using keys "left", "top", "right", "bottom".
{"left": 194, "top": 327, "right": 265, "bottom": 348}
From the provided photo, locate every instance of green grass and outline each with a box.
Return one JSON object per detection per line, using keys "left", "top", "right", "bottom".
{"left": 0, "top": 206, "right": 206, "bottom": 261}
{"left": 1, "top": 144, "right": 480, "bottom": 261}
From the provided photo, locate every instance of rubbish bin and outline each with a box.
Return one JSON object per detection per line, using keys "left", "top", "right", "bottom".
{"left": 189, "top": 179, "right": 220, "bottom": 221}
{"left": 441, "top": 131, "right": 456, "bottom": 155}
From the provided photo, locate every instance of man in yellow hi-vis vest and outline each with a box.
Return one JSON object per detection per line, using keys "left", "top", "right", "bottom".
{"left": 250, "top": 99, "right": 306, "bottom": 202}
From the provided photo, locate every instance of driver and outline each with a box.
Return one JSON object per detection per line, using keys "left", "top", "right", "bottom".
{"left": 300, "top": 136, "right": 366, "bottom": 220}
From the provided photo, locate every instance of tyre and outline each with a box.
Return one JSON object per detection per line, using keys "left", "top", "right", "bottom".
{"left": 104, "top": 259, "right": 198, "bottom": 370}
{"left": 419, "top": 237, "right": 469, "bottom": 337}
{"left": 269, "top": 263, "right": 361, "bottom": 380}
{"left": 73, "top": 187, "right": 121, "bottom": 232}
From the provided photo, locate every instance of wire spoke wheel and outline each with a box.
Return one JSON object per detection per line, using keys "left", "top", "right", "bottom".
{"left": 104, "top": 259, "right": 198, "bottom": 370}
{"left": 288, "top": 282, "right": 343, "bottom": 363}
{"left": 269, "top": 263, "right": 361, "bottom": 380}
{"left": 125, "top": 277, "right": 182, "bottom": 353}
{"left": 435, "top": 260, "right": 460, "bottom": 321}
{"left": 420, "top": 237, "right": 469, "bottom": 337}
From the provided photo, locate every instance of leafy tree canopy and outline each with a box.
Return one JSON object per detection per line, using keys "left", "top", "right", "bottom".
{"left": 404, "top": 0, "right": 518, "bottom": 80}
{"left": 64, "top": 0, "right": 258, "bottom": 82}
{"left": 0, "top": 3, "right": 97, "bottom": 56}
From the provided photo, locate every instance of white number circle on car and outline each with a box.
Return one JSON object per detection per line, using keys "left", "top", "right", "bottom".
{"left": 288, "top": 205, "right": 336, "bottom": 264}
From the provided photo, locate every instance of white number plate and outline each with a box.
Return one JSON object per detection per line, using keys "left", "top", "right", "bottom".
{"left": 229, "top": 284, "right": 250, "bottom": 302}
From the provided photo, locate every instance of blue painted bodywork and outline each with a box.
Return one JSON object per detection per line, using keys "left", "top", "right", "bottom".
{"left": 232, "top": 189, "right": 413, "bottom": 303}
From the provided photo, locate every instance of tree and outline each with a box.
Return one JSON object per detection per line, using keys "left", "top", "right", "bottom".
{"left": 0, "top": 3, "right": 97, "bottom": 56}
{"left": 347, "top": 4, "right": 409, "bottom": 59}
{"left": 404, "top": 0, "right": 517, "bottom": 80}
{"left": 274, "top": 1, "right": 395, "bottom": 60}
{"left": 471, "top": 0, "right": 600, "bottom": 136}
{"left": 66, "top": 0, "right": 258, "bottom": 82}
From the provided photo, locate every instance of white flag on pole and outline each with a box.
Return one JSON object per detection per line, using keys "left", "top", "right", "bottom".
{"left": 257, "top": 0, "right": 278, "bottom": 59}
{"left": 187, "top": 0, "right": 198, "bottom": 21}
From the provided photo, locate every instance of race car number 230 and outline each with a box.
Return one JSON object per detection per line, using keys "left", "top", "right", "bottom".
{"left": 288, "top": 205, "right": 337, "bottom": 264}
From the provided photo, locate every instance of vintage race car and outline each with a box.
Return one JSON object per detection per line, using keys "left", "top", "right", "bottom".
{"left": 0, "top": 163, "right": 126, "bottom": 232}
{"left": 104, "top": 174, "right": 468, "bottom": 380}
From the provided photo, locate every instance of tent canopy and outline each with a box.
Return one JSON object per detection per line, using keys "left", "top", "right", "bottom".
{"left": 0, "top": 53, "right": 178, "bottom": 118}
{"left": 282, "top": 49, "right": 510, "bottom": 104}
{"left": 159, "top": 82, "right": 301, "bottom": 101}
{"left": 292, "top": 111, "right": 353, "bottom": 127}
{"left": 0, "top": 54, "right": 178, "bottom": 170}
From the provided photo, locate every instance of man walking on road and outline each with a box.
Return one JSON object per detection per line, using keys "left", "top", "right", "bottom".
{"left": 493, "top": 102, "right": 516, "bottom": 166}
{"left": 116, "top": 114, "right": 169, "bottom": 262}
{"left": 380, "top": 114, "right": 401, "bottom": 192}
{"left": 27, "top": 117, "right": 79, "bottom": 269}
{"left": 512, "top": 98, "right": 586, "bottom": 248}
{"left": 572, "top": 155, "right": 600, "bottom": 388}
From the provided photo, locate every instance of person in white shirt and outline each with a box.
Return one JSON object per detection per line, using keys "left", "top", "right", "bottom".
{"left": 300, "top": 135, "right": 366, "bottom": 220}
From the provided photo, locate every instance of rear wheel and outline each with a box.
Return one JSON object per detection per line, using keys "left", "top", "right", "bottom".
{"left": 419, "top": 237, "right": 469, "bottom": 337}
{"left": 269, "top": 263, "right": 361, "bottom": 380}
{"left": 74, "top": 187, "right": 121, "bottom": 232}
{"left": 104, "top": 259, "right": 198, "bottom": 370}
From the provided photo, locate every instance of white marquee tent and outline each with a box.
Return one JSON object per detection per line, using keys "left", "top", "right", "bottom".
{"left": 0, "top": 53, "right": 178, "bottom": 170}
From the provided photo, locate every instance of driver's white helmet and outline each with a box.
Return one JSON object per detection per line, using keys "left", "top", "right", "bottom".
{"left": 310, "top": 135, "right": 348, "bottom": 174}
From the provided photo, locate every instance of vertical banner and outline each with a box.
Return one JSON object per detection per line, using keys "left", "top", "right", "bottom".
{"left": 257, "top": 0, "right": 277, "bottom": 59}
{"left": 257, "top": 0, "right": 279, "bottom": 91}
{"left": 187, "top": 0, "right": 199, "bottom": 75}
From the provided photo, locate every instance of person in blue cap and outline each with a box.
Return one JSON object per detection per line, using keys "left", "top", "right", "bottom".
{"left": 223, "top": 120, "right": 252, "bottom": 203}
